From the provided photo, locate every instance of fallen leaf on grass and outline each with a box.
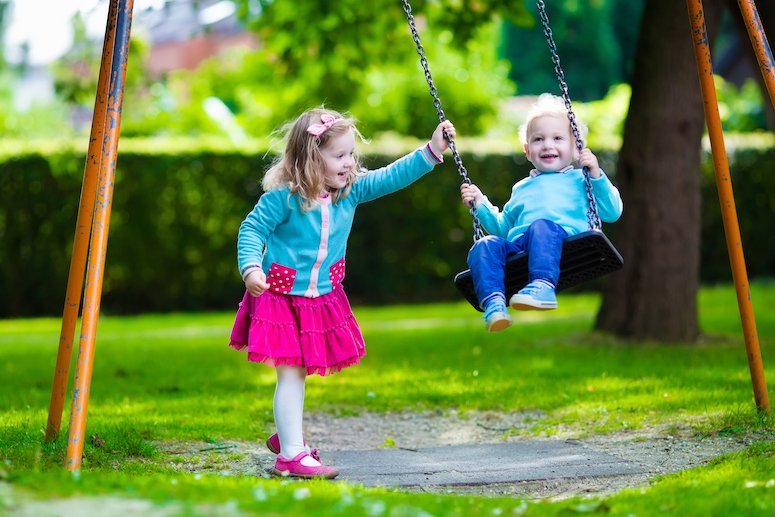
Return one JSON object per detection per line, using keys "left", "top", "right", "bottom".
{"left": 378, "top": 436, "right": 397, "bottom": 449}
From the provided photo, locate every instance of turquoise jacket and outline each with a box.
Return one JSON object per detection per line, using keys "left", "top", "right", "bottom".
{"left": 238, "top": 144, "right": 442, "bottom": 298}
{"left": 476, "top": 166, "right": 623, "bottom": 241}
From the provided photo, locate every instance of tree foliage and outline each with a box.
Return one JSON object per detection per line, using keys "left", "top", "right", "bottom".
{"left": 50, "top": 12, "right": 152, "bottom": 109}
{"left": 501, "top": 0, "right": 645, "bottom": 101}
{"left": 223, "top": 0, "right": 530, "bottom": 137}
{"left": 44, "top": 1, "right": 526, "bottom": 139}
{"left": 180, "top": 22, "right": 514, "bottom": 139}
{"left": 236, "top": 0, "right": 532, "bottom": 85}
{"left": 50, "top": 12, "right": 101, "bottom": 106}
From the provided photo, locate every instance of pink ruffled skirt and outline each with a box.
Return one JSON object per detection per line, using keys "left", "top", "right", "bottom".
{"left": 228, "top": 287, "right": 366, "bottom": 376}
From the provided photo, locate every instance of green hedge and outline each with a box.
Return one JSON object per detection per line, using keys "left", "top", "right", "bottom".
{"left": 700, "top": 144, "right": 775, "bottom": 283}
{"left": 1, "top": 138, "right": 772, "bottom": 317}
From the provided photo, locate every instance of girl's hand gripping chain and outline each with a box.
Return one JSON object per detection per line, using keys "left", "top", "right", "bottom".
{"left": 245, "top": 269, "right": 270, "bottom": 297}
{"left": 430, "top": 120, "right": 456, "bottom": 158}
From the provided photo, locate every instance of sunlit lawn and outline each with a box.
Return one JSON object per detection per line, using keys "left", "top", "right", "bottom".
{"left": 1, "top": 283, "right": 774, "bottom": 516}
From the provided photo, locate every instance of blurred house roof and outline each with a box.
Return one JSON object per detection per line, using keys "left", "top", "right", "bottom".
{"left": 138, "top": 0, "right": 259, "bottom": 77}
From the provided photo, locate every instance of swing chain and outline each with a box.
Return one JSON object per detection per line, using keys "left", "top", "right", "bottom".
{"left": 401, "top": 0, "right": 486, "bottom": 242}
{"left": 537, "top": 0, "right": 601, "bottom": 231}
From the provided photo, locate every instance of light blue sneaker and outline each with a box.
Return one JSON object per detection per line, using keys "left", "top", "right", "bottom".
{"left": 482, "top": 298, "right": 512, "bottom": 333}
{"left": 509, "top": 280, "right": 558, "bottom": 311}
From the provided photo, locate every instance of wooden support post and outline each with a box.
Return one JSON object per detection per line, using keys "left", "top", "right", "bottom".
{"left": 686, "top": 0, "right": 770, "bottom": 415}
{"left": 63, "top": 0, "right": 134, "bottom": 472}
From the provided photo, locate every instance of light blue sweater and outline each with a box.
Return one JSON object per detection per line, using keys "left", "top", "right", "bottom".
{"left": 238, "top": 145, "right": 441, "bottom": 298}
{"left": 476, "top": 167, "right": 623, "bottom": 241}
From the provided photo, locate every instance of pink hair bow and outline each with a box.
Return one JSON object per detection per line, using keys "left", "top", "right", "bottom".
{"left": 307, "top": 114, "right": 343, "bottom": 138}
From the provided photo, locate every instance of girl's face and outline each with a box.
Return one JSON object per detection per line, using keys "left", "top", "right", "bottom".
{"left": 524, "top": 115, "right": 578, "bottom": 172}
{"left": 320, "top": 128, "right": 356, "bottom": 192}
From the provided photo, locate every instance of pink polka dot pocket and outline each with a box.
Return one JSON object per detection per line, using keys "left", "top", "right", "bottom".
{"left": 329, "top": 258, "right": 346, "bottom": 288}
{"left": 268, "top": 263, "right": 297, "bottom": 294}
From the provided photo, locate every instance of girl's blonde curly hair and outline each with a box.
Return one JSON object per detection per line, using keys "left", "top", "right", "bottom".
{"left": 262, "top": 107, "right": 367, "bottom": 213}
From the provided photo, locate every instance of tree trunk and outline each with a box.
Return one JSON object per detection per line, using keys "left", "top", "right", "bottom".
{"left": 727, "top": 0, "right": 775, "bottom": 131}
{"left": 595, "top": 0, "right": 725, "bottom": 341}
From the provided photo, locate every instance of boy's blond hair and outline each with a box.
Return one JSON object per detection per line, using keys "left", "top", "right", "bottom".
{"left": 518, "top": 93, "right": 588, "bottom": 148}
{"left": 263, "top": 107, "right": 367, "bottom": 213}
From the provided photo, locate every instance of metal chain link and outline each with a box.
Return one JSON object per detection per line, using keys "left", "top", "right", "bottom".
{"left": 401, "top": 0, "right": 485, "bottom": 242}
{"left": 537, "top": 0, "right": 601, "bottom": 230}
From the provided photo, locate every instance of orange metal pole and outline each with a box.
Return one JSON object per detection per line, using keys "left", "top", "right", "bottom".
{"left": 45, "top": 0, "right": 118, "bottom": 444}
{"left": 65, "top": 0, "right": 134, "bottom": 472}
{"left": 736, "top": 0, "right": 775, "bottom": 109}
{"left": 687, "top": 0, "right": 770, "bottom": 415}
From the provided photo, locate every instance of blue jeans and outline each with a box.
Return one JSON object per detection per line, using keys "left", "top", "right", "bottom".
{"left": 467, "top": 219, "right": 568, "bottom": 308}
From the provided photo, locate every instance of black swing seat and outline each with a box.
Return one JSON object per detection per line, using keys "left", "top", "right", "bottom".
{"left": 454, "top": 230, "right": 624, "bottom": 312}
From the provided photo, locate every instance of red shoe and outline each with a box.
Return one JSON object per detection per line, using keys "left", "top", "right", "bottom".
{"left": 273, "top": 452, "right": 339, "bottom": 479}
{"left": 265, "top": 434, "right": 320, "bottom": 461}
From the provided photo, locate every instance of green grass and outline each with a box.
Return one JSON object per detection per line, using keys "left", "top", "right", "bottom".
{"left": 1, "top": 283, "right": 774, "bottom": 516}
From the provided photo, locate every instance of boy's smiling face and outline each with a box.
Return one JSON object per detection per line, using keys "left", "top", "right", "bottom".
{"left": 524, "top": 115, "right": 578, "bottom": 173}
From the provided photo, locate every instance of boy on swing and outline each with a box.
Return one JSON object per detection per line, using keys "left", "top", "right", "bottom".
{"left": 460, "top": 94, "right": 623, "bottom": 332}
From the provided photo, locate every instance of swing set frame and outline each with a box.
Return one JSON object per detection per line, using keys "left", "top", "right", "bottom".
{"left": 45, "top": 0, "right": 770, "bottom": 472}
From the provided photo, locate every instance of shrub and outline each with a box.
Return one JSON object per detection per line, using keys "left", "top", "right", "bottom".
{"left": 1, "top": 136, "right": 772, "bottom": 317}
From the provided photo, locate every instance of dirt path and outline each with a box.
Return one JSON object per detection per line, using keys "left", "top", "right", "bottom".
{"left": 162, "top": 410, "right": 760, "bottom": 499}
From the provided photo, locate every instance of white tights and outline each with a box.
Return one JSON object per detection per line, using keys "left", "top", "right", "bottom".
{"left": 273, "top": 365, "right": 320, "bottom": 466}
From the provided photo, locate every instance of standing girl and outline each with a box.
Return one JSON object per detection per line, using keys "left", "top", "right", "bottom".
{"left": 229, "top": 107, "right": 455, "bottom": 479}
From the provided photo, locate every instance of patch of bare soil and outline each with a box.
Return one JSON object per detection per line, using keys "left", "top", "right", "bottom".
{"left": 160, "top": 410, "right": 763, "bottom": 500}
